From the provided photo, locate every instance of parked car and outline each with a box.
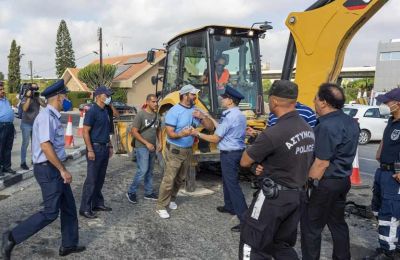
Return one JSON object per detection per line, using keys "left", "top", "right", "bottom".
{"left": 343, "top": 104, "right": 389, "bottom": 145}
{"left": 79, "top": 100, "right": 137, "bottom": 115}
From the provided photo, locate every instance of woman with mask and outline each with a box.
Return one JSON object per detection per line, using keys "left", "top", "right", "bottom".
{"left": 79, "top": 86, "right": 114, "bottom": 219}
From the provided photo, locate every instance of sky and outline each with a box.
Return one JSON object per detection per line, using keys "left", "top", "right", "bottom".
{"left": 0, "top": 0, "right": 397, "bottom": 79}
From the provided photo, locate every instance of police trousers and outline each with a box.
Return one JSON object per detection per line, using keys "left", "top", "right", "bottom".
{"left": 371, "top": 168, "right": 400, "bottom": 252}
{"left": 220, "top": 150, "right": 247, "bottom": 222}
{"left": 11, "top": 163, "right": 79, "bottom": 247}
{"left": 300, "top": 177, "right": 351, "bottom": 260}
{"left": 239, "top": 189, "right": 305, "bottom": 260}
{"left": 80, "top": 144, "right": 109, "bottom": 212}
{"left": 0, "top": 123, "right": 15, "bottom": 170}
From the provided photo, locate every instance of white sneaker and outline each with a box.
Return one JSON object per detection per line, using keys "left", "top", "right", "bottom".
{"left": 156, "top": 209, "right": 170, "bottom": 219}
{"left": 169, "top": 201, "right": 178, "bottom": 210}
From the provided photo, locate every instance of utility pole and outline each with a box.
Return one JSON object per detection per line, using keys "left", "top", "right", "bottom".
{"left": 98, "top": 27, "right": 103, "bottom": 86}
{"left": 28, "top": 60, "right": 33, "bottom": 82}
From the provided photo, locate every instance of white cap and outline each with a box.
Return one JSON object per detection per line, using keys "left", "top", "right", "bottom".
{"left": 179, "top": 84, "right": 200, "bottom": 95}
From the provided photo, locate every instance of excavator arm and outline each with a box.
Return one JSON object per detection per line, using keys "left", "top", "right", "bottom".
{"left": 283, "top": 0, "right": 388, "bottom": 107}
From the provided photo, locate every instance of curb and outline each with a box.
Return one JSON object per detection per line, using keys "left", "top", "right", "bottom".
{"left": 0, "top": 146, "right": 87, "bottom": 192}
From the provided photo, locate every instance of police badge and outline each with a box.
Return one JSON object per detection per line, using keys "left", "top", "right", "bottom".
{"left": 391, "top": 129, "right": 400, "bottom": 141}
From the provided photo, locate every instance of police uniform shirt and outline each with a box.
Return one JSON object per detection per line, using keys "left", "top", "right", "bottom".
{"left": 165, "top": 103, "right": 200, "bottom": 148}
{"left": 215, "top": 106, "right": 246, "bottom": 151}
{"left": 84, "top": 103, "right": 110, "bottom": 144}
{"left": 314, "top": 110, "right": 359, "bottom": 178}
{"left": 0, "top": 97, "right": 14, "bottom": 123}
{"left": 32, "top": 105, "right": 66, "bottom": 163}
{"left": 246, "top": 111, "right": 315, "bottom": 188}
{"left": 380, "top": 117, "right": 400, "bottom": 164}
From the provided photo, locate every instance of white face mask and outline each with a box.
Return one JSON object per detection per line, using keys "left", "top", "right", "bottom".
{"left": 379, "top": 104, "right": 391, "bottom": 115}
{"left": 104, "top": 96, "right": 111, "bottom": 105}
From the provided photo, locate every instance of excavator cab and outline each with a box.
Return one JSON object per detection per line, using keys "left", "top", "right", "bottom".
{"left": 158, "top": 25, "right": 267, "bottom": 116}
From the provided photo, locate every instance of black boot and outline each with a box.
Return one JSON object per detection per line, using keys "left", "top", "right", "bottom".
{"left": 1, "top": 231, "right": 16, "bottom": 260}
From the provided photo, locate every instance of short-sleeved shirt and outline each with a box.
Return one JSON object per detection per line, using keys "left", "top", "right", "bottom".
{"left": 215, "top": 106, "right": 246, "bottom": 151}
{"left": 247, "top": 111, "right": 315, "bottom": 188}
{"left": 0, "top": 97, "right": 14, "bottom": 123}
{"left": 32, "top": 105, "right": 66, "bottom": 163}
{"left": 21, "top": 97, "right": 41, "bottom": 125}
{"left": 268, "top": 102, "right": 316, "bottom": 128}
{"left": 84, "top": 103, "right": 110, "bottom": 144}
{"left": 165, "top": 103, "right": 200, "bottom": 148}
{"left": 132, "top": 110, "right": 160, "bottom": 148}
{"left": 105, "top": 105, "right": 115, "bottom": 134}
{"left": 314, "top": 110, "right": 359, "bottom": 178}
{"left": 380, "top": 117, "right": 400, "bottom": 164}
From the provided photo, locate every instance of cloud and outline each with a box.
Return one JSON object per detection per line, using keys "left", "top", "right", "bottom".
{"left": 0, "top": 0, "right": 397, "bottom": 79}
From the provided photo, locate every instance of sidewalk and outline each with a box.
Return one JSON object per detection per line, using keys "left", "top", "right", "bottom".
{"left": 0, "top": 119, "right": 86, "bottom": 191}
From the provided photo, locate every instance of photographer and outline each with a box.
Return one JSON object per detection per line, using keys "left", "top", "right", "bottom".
{"left": 20, "top": 83, "right": 45, "bottom": 170}
{"left": 239, "top": 80, "right": 315, "bottom": 259}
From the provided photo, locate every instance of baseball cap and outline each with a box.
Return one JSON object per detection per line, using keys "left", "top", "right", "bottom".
{"left": 94, "top": 86, "right": 113, "bottom": 97}
{"left": 376, "top": 88, "right": 400, "bottom": 104}
{"left": 268, "top": 80, "right": 298, "bottom": 99}
{"left": 179, "top": 84, "right": 200, "bottom": 95}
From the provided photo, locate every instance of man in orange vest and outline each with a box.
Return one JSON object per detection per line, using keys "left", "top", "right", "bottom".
{"left": 202, "top": 56, "right": 230, "bottom": 93}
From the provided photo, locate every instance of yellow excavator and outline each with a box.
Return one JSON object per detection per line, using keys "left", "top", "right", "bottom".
{"left": 142, "top": 0, "right": 388, "bottom": 192}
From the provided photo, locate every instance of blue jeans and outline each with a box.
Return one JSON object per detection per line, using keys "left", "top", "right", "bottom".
{"left": 20, "top": 122, "right": 33, "bottom": 164}
{"left": 128, "top": 147, "right": 156, "bottom": 195}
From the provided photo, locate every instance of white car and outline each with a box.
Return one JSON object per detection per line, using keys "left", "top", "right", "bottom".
{"left": 343, "top": 104, "right": 389, "bottom": 145}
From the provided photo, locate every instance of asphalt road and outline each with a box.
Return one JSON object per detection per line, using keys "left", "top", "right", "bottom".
{"left": 358, "top": 142, "right": 380, "bottom": 185}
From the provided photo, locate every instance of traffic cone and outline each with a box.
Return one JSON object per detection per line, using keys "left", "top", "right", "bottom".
{"left": 65, "top": 115, "right": 75, "bottom": 148}
{"left": 77, "top": 111, "right": 85, "bottom": 137}
{"left": 351, "top": 148, "right": 367, "bottom": 188}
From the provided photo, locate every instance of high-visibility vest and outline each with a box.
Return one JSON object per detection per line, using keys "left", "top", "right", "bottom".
{"left": 216, "top": 69, "right": 230, "bottom": 90}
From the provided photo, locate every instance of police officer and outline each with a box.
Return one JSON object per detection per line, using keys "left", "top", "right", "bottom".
{"left": 364, "top": 89, "right": 400, "bottom": 260}
{"left": 301, "top": 83, "right": 359, "bottom": 260}
{"left": 192, "top": 86, "right": 247, "bottom": 232}
{"left": 80, "top": 86, "right": 113, "bottom": 219}
{"left": 239, "top": 80, "right": 315, "bottom": 259}
{"left": 1, "top": 80, "right": 85, "bottom": 259}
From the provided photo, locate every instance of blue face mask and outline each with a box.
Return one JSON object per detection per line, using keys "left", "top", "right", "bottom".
{"left": 62, "top": 98, "right": 72, "bottom": 111}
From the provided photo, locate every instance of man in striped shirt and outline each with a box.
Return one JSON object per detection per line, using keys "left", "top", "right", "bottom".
{"left": 268, "top": 102, "right": 316, "bottom": 128}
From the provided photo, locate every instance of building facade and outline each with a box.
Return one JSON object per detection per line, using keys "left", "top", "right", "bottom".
{"left": 374, "top": 39, "right": 400, "bottom": 92}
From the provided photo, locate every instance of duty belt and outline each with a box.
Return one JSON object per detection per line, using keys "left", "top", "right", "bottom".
{"left": 0, "top": 122, "right": 13, "bottom": 126}
{"left": 276, "top": 183, "right": 305, "bottom": 191}
{"left": 380, "top": 163, "right": 395, "bottom": 171}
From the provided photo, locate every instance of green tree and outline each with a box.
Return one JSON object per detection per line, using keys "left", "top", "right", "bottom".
{"left": 7, "top": 40, "right": 21, "bottom": 93}
{"left": 262, "top": 79, "right": 272, "bottom": 101}
{"left": 78, "top": 64, "right": 117, "bottom": 90}
{"left": 55, "top": 20, "right": 76, "bottom": 78}
{"left": 0, "top": 72, "right": 4, "bottom": 80}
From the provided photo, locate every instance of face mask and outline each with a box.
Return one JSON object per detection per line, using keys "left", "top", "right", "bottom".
{"left": 62, "top": 98, "right": 72, "bottom": 111}
{"left": 104, "top": 96, "right": 111, "bottom": 105}
{"left": 379, "top": 104, "right": 390, "bottom": 115}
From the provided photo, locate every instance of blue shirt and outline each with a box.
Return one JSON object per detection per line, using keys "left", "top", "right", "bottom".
{"left": 84, "top": 103, "right": 110, "bottom": 144}
{"left": 165, "top": 103, "right": 200, "bottom": 148}
{"left": 215, "top": 106, "right": 246, "bottom": 151}
{"left": 268, "top": 102, "right": 316, "bottom": 128}
{"left": 0, "top": 97, "right": 14, "bottom": 123}
{"left": 32, "top": 105, "right": 66, "bottom": 163}
{"left": 381, "top": 117, "right": 400, "bottom": 164}
{"left": 314, "top": 110, "right": 359, "bottom": 178}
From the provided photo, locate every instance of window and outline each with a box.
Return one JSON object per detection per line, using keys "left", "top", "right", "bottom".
{"left": 342, "top": 108, "right": 358, "bottom": 117}
{"left": 164, "top": 41, "right": 180, "bottom": 93}
{"left": 364, "top": 108, "right": 380, "bottom": 118}
{"left": 380, "top": 51, "right": 400, "bottom": 61}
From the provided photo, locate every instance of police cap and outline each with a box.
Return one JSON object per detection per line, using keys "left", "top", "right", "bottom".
{"left": 41, "top": 79, "right": 69, "bottom": 98}
{"left": 376, "top": 88, "right": 400, "bottom": 104}
{"left": 220, "top": 85, "right": 245, "bottom": 101}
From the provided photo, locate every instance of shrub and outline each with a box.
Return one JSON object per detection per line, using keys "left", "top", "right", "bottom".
{"left": 68, "top": 91, "right": 91, "bottom": 108}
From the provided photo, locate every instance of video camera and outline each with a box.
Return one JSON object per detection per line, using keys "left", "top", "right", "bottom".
{"left": 19, "top": 83, "right": 39, "bottom": 99}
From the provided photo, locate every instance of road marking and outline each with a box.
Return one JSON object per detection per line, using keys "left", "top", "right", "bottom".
{"left": 359, "top": 157, "right": 377, "bottom": 162}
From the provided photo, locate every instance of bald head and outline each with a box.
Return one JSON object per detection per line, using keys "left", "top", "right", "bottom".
{"left": 316, "top": 83, "right": 345, "bottom": 109}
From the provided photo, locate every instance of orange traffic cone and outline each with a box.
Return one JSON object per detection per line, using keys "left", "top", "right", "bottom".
{"left": 351, "top": 148, "right": 367, "bottom": 188}
{"left": 77, "top": 111, "right": 85, "bottom": 137}
{"left": 65, "top": 115, "right": 75, "bottom": 148}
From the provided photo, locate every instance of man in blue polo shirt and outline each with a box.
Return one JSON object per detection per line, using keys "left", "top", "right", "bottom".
{"left": 0, "top": 81, "right": 16, "bottom": 176}
{"left": 80, "top": 86, "right": 113, "bottom": 219}
{"left": 156, "top": 84, "right": 214, "bottom": 219}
